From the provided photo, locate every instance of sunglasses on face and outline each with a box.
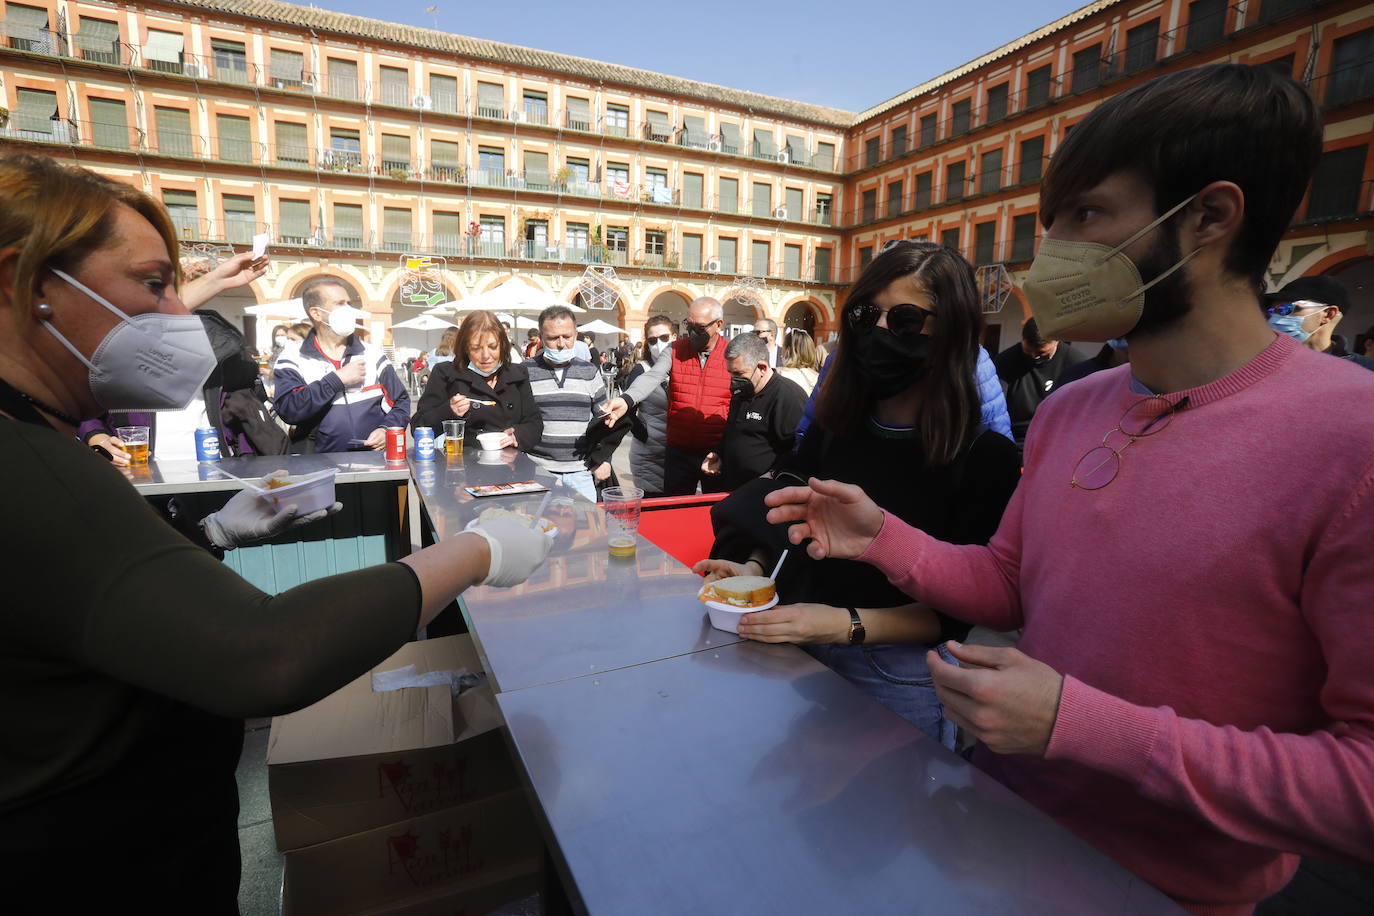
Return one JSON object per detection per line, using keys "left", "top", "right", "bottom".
{"left": 648, "top": 333, "right": 672, "bottom": 343}
{"left": 684, "top": 320, "right": 719, "bottom": 334}
{"left": 1266, "top": 300, "right": 1330, "bottom": 318}
{"left": 846, "top": 301, "right": 934, "bottom": 337}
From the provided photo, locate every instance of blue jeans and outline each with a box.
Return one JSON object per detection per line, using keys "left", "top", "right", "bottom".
{"left": 804, "top": 642, "right": 957, "bottom": 748}
{"left": 552, "top": 469, "right": 597, "bottom": 502}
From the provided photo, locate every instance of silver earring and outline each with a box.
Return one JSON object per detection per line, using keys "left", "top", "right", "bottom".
{"left": 35, "top": 302, "right": 53, "bottom": 319}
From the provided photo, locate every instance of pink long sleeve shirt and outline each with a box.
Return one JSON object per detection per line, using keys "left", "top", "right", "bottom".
{"left": 860, "top": 333, "right": 1374, "bottom": 915}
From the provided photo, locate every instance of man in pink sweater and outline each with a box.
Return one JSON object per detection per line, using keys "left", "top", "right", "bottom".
{"left": 763, "top": 64, "right": 1374, "bottom": 915}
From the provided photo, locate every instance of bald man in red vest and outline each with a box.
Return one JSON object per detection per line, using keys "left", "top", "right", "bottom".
{"left": 605, "top": 297, "right": 733, "bottom": 495}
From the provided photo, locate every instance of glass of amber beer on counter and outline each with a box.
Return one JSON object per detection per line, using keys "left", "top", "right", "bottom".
{"left": 116, "top": 425, "right": 151, "bottom": 466}
{"left": 443, "top": 419, "right": 465, "bottom": 458}
{"left": 602, "top": 486, "right": 643, "bottom": 558}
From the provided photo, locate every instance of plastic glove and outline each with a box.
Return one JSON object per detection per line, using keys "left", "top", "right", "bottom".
{"left": 201, "top": 486, "right": 343, "bottom": 550}
{"left": 466, "top": 518, "right": 553, "bottom": 587}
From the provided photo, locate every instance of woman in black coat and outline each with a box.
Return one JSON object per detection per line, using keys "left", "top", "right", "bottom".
{"left": 411, "top": 310, "right": 542, "bottom": 449}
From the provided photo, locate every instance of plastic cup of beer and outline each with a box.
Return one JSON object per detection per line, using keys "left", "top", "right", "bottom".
{"left": 602, "top": 486, "right": 643, "bottom": 558}
{"left": 443, "top": 419, "right": 465, "bottom": 457}
{"left": 116, "top": 425, "right": 151, "bottom": 466}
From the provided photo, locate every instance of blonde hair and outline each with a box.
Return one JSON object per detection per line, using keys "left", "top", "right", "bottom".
{"left": 0, "top": 153, "right": 180, "bottom": 329}
{"left": 435, "top": 327, "right": 459, "bottom": 357}
{"left": 784, "top": 330, "right": 822, "bottom": 371}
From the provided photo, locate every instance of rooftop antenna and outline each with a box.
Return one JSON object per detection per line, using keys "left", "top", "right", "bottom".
{"left": 425, "top": 5, "right": 439, "bottom": 30}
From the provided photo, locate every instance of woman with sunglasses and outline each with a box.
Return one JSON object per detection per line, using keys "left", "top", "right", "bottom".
{"left": 623, "top": 314, "right": 677, "bottom": 497}
{"left": 695, "top": 242, "right": 1020, "bottom": 746}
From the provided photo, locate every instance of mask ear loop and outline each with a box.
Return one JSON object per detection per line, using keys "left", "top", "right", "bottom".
{"left": 1099, "top": 194, "right": 1202, "bottom": 305}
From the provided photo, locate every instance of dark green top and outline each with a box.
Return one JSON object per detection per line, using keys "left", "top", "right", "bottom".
{"left": 0, "top": 417, "right": 423, "bottom": 899}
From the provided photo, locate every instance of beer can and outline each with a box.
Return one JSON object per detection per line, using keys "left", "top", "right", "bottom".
{"left": 195, "top": 427, "right": 221, "bottom": 461}
{"left": 386, "top": 427, "right": 407, "bottom": 462}
{"left": 414, "top": 426, "right": 436, "bottom": 461}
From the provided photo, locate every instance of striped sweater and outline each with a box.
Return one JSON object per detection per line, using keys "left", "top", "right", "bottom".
{"left": 523, "top": 357, "right": 608, "bottom": 473}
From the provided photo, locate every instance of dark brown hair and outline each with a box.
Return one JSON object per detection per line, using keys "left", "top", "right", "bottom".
{"left": 815, "top": 241, "right": 982, "bottom": 467}
{"left": 1040, "top": 64, "right": 1322, "bottom": 291}
{"left": 457, "top": 310, "right": 512, "bottom": 369}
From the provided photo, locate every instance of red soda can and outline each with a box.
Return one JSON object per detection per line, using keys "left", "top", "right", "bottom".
{"left": 385, "top": 427, "right": 407, "bottom": 462}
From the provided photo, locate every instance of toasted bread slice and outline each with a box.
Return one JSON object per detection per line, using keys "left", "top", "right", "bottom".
{"left": 701, "top": 575, "right": 776, "bottom": 608}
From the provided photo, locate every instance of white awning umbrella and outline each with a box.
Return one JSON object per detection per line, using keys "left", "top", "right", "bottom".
{"left": 577, "top": 319, "right": 627, "bottom": 335}
{"left": 392, "top": 314, "right": 458, "bottom": 331}
{"left": 441, "top": 277, "right": 584, "bottom": 314}
{"left": 495, "top": 312, "right": 539, "bottom": 330}
{"left": 243, "top": 297, "right": 305, "bottom": 319}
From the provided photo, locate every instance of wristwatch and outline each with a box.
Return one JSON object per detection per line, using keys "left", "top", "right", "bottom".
{"left": 846, "top": 607, "right": 866, "bottom": 645}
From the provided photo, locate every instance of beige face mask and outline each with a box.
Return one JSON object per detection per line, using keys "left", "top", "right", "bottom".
{"left": 1022, "top": 194, "right": 1199, "bottom": 341}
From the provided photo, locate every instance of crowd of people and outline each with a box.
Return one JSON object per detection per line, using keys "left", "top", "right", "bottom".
{"left": 1, "top": 59, "right": 1371, "bottom": 915}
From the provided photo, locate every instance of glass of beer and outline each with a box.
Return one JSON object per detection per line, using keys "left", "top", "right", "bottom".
{"left": 602, "top": 486, "right": 643, "bottom": 558}
{"left": 116, "top": 425, "right": 151, "bottom": 466}
{"left": 443, "top": 419, "right": 465, "bottom": 458}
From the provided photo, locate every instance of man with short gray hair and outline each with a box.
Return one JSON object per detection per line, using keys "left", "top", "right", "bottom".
{"left": 702, "top": 331, "right": 806, "bottom": 490}
{"left": 605, "top": 296, "right": 734, "bottom": 494}
{"left": 753, "top": 317, "right": 781, "bottom": 367}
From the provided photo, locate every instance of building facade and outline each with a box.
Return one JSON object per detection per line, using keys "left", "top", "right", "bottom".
{"left": 1, "top": 0, "right": 1370, "bottom": 354}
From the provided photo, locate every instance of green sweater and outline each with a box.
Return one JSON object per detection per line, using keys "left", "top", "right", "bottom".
{"left": 0, "top": 417, "right": 422, "bottom": 904}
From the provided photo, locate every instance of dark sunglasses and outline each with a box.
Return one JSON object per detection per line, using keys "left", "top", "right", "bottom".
{"left": 684, "top": 320, "right": 719, "bottom": 333}
{"left": 846, "top": 301, "right": 934, "bottom": 337}
{"left": 648, "top": 333, "right": 672, "bottom": 343}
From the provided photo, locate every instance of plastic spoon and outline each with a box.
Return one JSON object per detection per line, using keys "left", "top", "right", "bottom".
{"left": 769, "top": 550, "right": 788, "bottom": 583}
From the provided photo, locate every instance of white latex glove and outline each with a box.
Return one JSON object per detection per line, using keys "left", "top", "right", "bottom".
{"left": 467, "top": 518, "right": 553, "bottom": 587}
{"left": 201, "top": 486, "right": 344, "bottom": 549}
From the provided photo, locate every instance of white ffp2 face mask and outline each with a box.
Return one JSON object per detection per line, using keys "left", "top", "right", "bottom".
{"left": 40, "top": 269, "right": 216, "bottom": 411}
{"left": 327, "top": 306, "right": 360, "bottom": 337}
{"left": 1022, "top": 195, "right": 1199, "bottom": 342}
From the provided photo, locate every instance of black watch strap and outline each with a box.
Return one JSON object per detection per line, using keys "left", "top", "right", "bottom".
{"left": 847, "top": 607, "right": 866, "bottom": 645}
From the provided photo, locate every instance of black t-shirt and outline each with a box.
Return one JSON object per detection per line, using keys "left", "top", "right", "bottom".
{"left": 717, "top": 373, "right": 807, "bottom": 490}
{"left": 994, "top": 342, "right": 1084, "bottom": 445}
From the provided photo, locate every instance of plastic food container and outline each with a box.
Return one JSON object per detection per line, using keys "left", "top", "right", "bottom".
{"left": 476, "top": 432, "right": 505, "bottom": 450}
{"left": 699, "top": 588, "right": 780, "bottom": 634}
{"left": 252, "top": 469, "right": 338, "bottom": 516}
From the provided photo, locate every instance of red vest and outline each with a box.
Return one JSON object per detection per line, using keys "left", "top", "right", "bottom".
{"left": 666, "top": 336, "right": 732, "bottom": 452}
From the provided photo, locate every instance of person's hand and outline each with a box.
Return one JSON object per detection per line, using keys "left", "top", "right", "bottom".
{"left": 763, "top": 477, "right": 884, "bottom": 561}
{"left": 702, "top": 452, "right": 721, "bottom": 476}
{"left": 449, "top": 393, "right": 472, "bottom": 417}
{"left": 592, "top": 461, "right": 612, "bottom": 482}
{"left": 691, "top": 557, "right": 762, "bottom": 582}
{"left": 467, "top": 518, "right": 553, "bottom": 587}
{"left": 201, "top": 482, "right": 344, "bottom": 549}
{"left": 335, "top": 356, "right": 366, "bottom": 388}
{"left": 737, "top": 603, "right": 850, "bottom": 645}
{"left": 89, "top": 433, "right": 131, "bottom": 467}
{"left": 363, "top": 428, "right": 387, "bottom": 451}
{"left": 498, "top": 428, "right": 518, "bottom": 448}
{"left": 603, "top": 397, "right": 629, "bottom": 426}
{"left": 928, "top": 641, "right": 1064, "bottom": 757}
{"left": 181, "top": 251, "right": 268, "bottom": 309}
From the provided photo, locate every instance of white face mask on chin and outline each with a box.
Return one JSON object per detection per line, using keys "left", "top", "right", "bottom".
{"left": 40, "top": 268, "right": 216, "bottom": 411}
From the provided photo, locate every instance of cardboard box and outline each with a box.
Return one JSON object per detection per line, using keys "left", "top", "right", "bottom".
{"left": 281, "top": 790, "right": 542, "bottom": 916}
{"left": 268, "top": 635, "right": 519, "bottom": 851}
{"left": 339, "top": 858, "right": 541, "bottom": 916}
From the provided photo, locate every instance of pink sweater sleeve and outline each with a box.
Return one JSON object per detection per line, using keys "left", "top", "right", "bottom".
{"left": 1047, "top": 463, "right": 1374, "bottom": 863}
{"left": 857, "top": 478, "right": 1026, "bottom": 631}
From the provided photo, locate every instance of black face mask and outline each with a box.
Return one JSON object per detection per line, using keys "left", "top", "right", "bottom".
{"left": 854, "top": 326, "right": 931, "bottom": 399}
{"left": 686, "top": 325, "right": 712, "bottom": 352}
{"left": 729, "top": 376, "right": 753, "bottom": 398}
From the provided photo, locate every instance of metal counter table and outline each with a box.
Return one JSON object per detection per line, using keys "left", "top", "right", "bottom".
{"left": 130, "top": 452, "right": 412, "bottom": 592}
{"left": 415, "top": 450, "right": 1184, "bottom": 915}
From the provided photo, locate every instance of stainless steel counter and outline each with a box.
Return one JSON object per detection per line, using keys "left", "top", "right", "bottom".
{"left": 416, "top": 449, "right": 1184, "bottom": 914}
{"left": 125, "top": 451, "right": 410, "bottom": 497}
{"left": 411, "top": 449, "right": 741, "bottom": 694}
{"left": 498, "top": 641, "right": 1181, "bottom": 915}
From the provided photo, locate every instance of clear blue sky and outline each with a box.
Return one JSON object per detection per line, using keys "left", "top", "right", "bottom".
{"left": 311, "top": 0, "right": 1086, "bottom": 112}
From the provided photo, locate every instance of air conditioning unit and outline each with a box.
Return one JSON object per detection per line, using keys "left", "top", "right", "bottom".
{"left": 706, "top": 137, "right": 722, "bottom": 152}
{"left": 778, "top": 148, "right": 791, "bottom": 164}
{"left": 705, "top": 258, "right": 721, "bottom": 273}
{"left": 412, "top": 94, "right": 433, "bottom": 110}
{"left": 183, "top": 62, "right": 207, "bottom": 79}
{"left": 511, "top": 109, "right": 526, "bottom": 122}
{"left": 305, "top": 236, "right": 323, "bottom": 247}
{"left": 773, "top": 207, "right": 789, "bottom": 220}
